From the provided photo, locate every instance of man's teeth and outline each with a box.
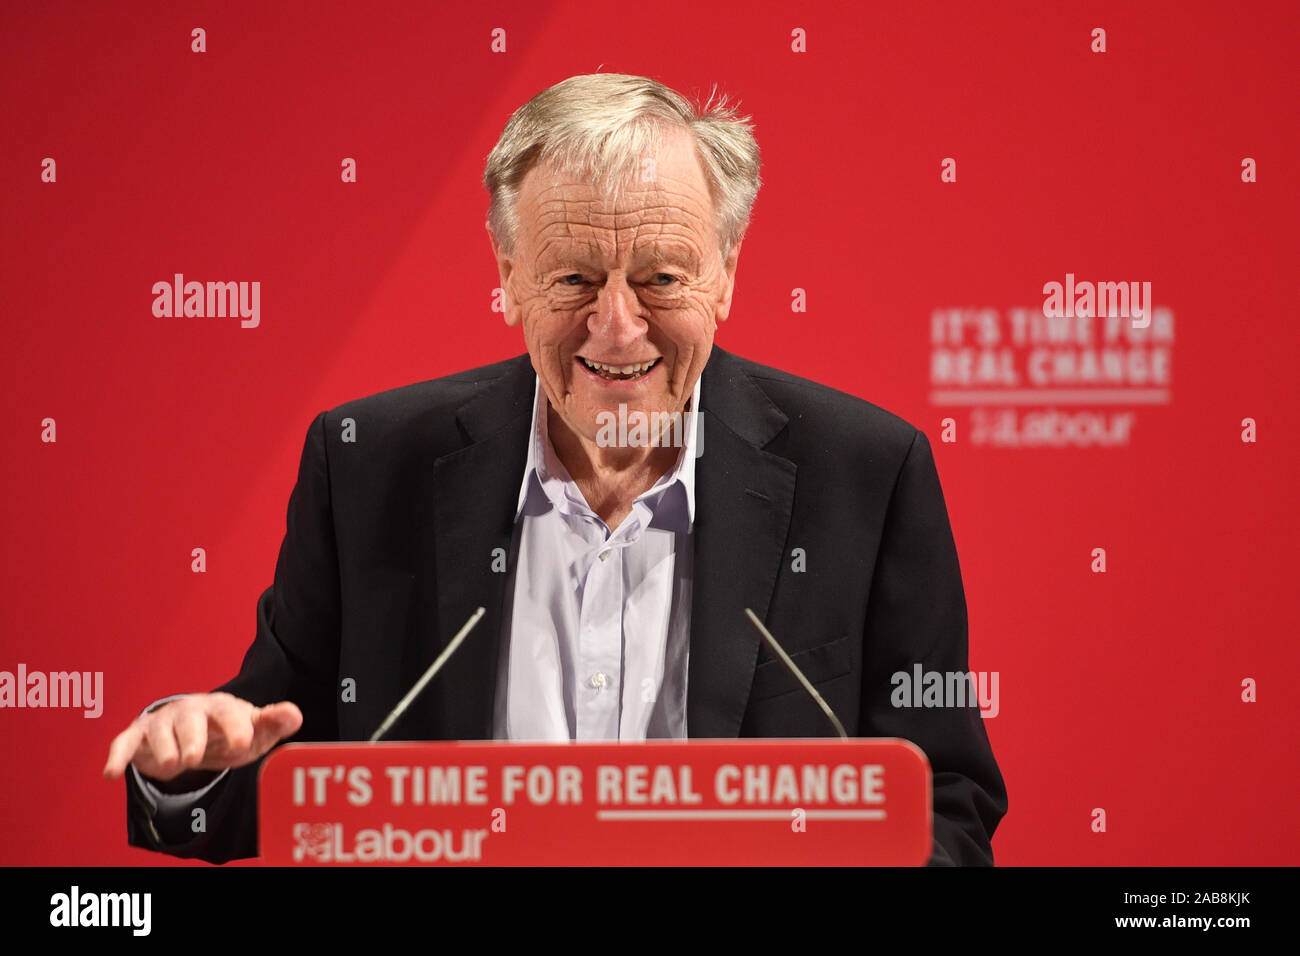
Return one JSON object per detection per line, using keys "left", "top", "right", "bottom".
{"left": 580, "top": 357, "right": 658, "bottom": 378}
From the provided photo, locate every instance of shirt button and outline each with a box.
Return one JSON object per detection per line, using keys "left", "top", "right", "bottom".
{"left": 589, "top": 672, "right": 608, "bottom": 689}
{"left": 599, "top": 550, "right": 611, "bottom": 562}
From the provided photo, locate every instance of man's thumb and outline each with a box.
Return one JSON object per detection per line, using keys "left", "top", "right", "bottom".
{"left": 252, "top": 701, "right": 303, "bottom": 742}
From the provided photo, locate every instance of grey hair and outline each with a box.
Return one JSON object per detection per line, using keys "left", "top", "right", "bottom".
{"left": 483, "top": 73, "right": 761, "bottom": 263}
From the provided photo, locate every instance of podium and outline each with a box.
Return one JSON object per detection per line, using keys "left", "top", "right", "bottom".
{"left": 259, "top": 738, "right": 932, "bottom": 865}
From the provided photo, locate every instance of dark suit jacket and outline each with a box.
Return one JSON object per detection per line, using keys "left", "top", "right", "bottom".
{"left": 127, "top": 347, "right": 1007, "bottom": 864}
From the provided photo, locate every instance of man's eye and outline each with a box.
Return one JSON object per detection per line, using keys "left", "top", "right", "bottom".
{"left": 560, "top": 274, "right": 587, "bottom": 286}
{"left": 650, "top": 273, "right": 678, "bottom": 286}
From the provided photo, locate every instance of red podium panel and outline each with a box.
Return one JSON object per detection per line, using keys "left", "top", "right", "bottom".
{"left": 259, "top": 738, "right": 932, "bottom": 865}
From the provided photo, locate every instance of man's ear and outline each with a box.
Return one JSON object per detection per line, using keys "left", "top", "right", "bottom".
{"left": 715, "top": 237, "right": 744, "bottom": 324}
{"left": 487, "top": 222, "right": 520, "bottom": 327}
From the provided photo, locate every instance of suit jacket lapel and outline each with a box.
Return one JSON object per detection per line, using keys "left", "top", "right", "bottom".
{"left": 426, "top": 357, "right": 534, "bottom": 740}
{"left": 687, "top": 348, "right": 796, "bottom": 738}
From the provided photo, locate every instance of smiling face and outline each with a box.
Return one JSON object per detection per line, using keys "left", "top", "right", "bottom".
{"left": 490, "top": 124, "right": 741, "bottom": 455}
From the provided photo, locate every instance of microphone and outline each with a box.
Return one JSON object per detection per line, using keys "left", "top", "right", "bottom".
{"left": 369, "top": 606, "right": 487, "bottom": 742}
{"left": 744, "top": 608, "right": 848, "bottom": 739}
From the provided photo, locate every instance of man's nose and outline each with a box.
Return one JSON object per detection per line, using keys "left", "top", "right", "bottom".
{"left": 590, "top": 275, "right": 646, "bottom": 348}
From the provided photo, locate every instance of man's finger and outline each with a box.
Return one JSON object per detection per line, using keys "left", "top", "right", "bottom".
{"left": 205, "top": 693, "right": 245, "bottom": 729}
{"left": 145, "top": 715, "right": 181, "bottom": 779}
{"left": 103, "top": 722, "right": 145, "bottom": 779}
{"left": 174, "top": 706, "right": 209, "bottom": 768}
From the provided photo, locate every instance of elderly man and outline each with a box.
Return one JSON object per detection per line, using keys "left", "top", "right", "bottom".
{"left": 104, "top": 73, "right": 1006, "bottom": 865}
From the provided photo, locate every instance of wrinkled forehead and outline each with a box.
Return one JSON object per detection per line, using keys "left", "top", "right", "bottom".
{"left": 520, "top": 173, "right": 717, "bottom": 264}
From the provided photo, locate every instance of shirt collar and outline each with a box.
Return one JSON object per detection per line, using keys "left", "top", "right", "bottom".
{"left": 514, "top": 375, "right": 701, "bottom": 527}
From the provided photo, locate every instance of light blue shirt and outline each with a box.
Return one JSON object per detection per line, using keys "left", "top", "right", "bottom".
{"left": 492, "top": 377, "right": 699, "bottom": 741}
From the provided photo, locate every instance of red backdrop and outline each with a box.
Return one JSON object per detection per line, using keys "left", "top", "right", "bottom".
{"left": 2, "top": 0, "right": 1295, "bottom": 865}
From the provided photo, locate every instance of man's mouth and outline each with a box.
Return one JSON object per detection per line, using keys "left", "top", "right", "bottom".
{"left": 578, "top": 356, "right": 662, "bottom": 381}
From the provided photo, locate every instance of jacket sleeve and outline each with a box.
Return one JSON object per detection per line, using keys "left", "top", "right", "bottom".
{"left": 125, "top": 411, "right": 343, "bottom": 863}
{"left": 856, "top": 429, "right": 1008, "bottom": 865}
